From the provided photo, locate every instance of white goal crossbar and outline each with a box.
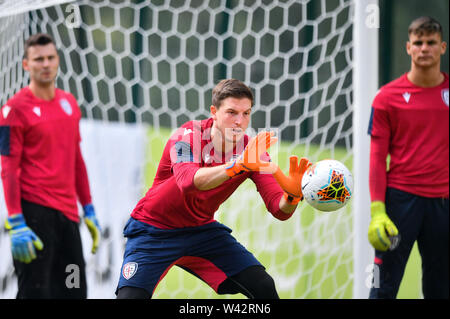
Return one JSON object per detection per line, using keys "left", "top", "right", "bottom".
{"left": 0, "top": 0, "right": 74, "bottom": 18}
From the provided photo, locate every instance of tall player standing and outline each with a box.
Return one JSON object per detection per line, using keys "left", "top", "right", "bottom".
{"left": 0, "top": 33, "right": 101, "bottom": 299}
{"left": 367, "top": 16, "right": 448, "bottom": 299}
{"left": 116, "top": 79, "right": 311, "bottom": 299}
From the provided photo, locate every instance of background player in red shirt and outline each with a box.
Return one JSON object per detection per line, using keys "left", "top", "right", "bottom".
{"left": 367, "top": 17, "right": 448, "bottom": 298}
{"left": 0, "top": 33, "right": 101, "bottom": 298}
{"left": 116, "top": 79, "right": 311, "bottom": 299}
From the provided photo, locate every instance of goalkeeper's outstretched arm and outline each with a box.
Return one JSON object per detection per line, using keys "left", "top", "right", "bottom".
{"left": 278, "top": 195, "right": 298, "bottom": 214}
{"left": 192, "top": 131, "right": 278, "bottom": 191}
{"left": 193, "top": 164, "right": 232, "bottom": 191}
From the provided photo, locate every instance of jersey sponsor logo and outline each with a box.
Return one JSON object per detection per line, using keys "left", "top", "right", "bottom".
{"left": 442, "top": 89, "right": 449, "bottom": 107}
{"left": 122, "top": 262, "right": 138, "bottom": 280}
{"left": 60, "top": 99, "right": 72, "bottom": 115}
{"left": 402, "top": 92, "right": 411, "bottom": 103}
{"left": 33, "top": 106, "right": 41, "bottom": 117}
{"left": 2, "top": 105, "right": 11, "bottom": 119}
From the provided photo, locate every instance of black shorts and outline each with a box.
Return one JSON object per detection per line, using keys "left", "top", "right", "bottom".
{"left": 369, "top": 188, "right": 449, "bottom": 299}
{"left": 13, "top": 199, "right": 87, "bottom": 299}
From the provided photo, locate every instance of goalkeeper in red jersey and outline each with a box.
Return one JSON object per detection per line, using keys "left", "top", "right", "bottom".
{"left": 367, "top": 17, "right": 448, "bottom": 299}
{"left": 0, "top": 33, "right": 101, "bottom": 298}
{"left": 116, "top": 79, "right": 311, "bottom": 299}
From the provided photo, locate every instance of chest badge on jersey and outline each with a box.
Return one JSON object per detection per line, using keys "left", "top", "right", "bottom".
{"left": 32, "top": 106, "right": 41, "bottom": 117}
{"left": 402, "top": 92, "right": 411, "bottom": 103}
{"left": 60, "top": 99, "right": 72, "bottom": 115}
{"left": 442, "top": 89, "right": 449, "bottom": 107}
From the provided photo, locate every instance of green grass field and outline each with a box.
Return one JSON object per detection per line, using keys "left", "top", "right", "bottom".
{"left": 143, "top": 126, "right": 421, "bottom": 299}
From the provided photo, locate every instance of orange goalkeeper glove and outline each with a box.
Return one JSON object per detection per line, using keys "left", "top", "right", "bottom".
{"left": 225, "top": 131, "right": 278, "bottom": 177}
{"left": 273, "top": 156, "right": 312, "bottom": 205}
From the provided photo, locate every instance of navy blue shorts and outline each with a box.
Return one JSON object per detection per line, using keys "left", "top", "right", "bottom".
{"left": 369, "top": 187, "right": 449, "bottom": 299}
{"left": 116, "top": 218, "right": 261, "bottom": 296}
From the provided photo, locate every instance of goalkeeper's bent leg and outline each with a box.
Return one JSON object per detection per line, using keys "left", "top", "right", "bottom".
{"left": 217, "top": 265, "right": 279, "bottom": 299}
{"left": 116, "top": 286, "right": 151, "bottom": 299}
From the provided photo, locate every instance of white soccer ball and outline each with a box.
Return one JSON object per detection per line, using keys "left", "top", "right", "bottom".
{"left": 301, "top": 159, "right": 353, "bottom": 212}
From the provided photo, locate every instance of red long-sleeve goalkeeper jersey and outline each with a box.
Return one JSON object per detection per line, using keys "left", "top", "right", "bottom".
{"left": 368, "top": 72, "right": 449, "bottom": 202}
{"left": 131, "top": 118, "right": 291, "bottom": 229}
{"left": 0, "top": 86, "right": 92, "bottom": 222}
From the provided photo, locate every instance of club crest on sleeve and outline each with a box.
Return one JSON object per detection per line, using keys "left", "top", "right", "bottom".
{"left": 60, "top": 99, "right": 72, "bottom": 115}
{"left": 442, "top": 89, "right": 449, "bottom": 107}
{"left": 122, "top": 262, "right": 138, "bottom": 280}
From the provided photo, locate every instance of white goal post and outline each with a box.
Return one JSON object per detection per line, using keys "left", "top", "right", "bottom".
{"left": 0, "top": 0, "right": 377, "bottom": 299}
{"left": 352, "top": 0, "right": 378, "bottom": 299}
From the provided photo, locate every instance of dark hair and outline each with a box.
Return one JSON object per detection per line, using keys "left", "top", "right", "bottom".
{"left": 408, "top": 16, "right": 443, "bottom": 39}
{"left": 212, "top": 79, "right": 254, "bottom": 108}
{"left": 23, "top": 33, "right": 56, "bottom": 59}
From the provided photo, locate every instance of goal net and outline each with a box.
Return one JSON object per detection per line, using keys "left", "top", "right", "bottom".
{"left": 0, "top": 0, "right": 369, "bottom": 299}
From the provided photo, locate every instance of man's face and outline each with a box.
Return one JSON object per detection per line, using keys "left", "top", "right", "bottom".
{"left": 210, "top": 97, "right": 252, "bottom": 145}
{"left": 406, "top": 32, "right": 447, "bottom": 69}
{"left": 23, "top": 43, "right": 59, "bottom": 85}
